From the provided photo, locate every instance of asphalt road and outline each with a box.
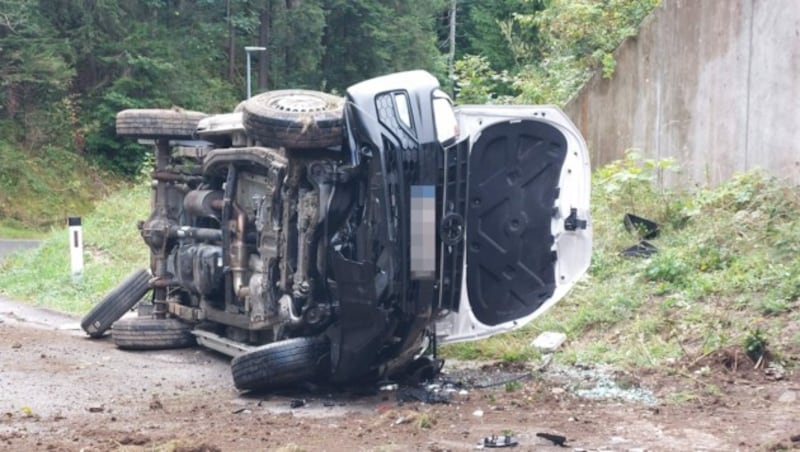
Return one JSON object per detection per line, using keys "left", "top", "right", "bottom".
{"left": 0, "top": 238, "right": 40, "bottom": 263}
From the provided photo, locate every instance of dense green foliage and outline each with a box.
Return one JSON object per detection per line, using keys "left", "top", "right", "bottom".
{"left": 0, "top": 0, "right": 449, "bottom": 178}
{"left": 452, "top": 0, "right": 660, "bottom": 104}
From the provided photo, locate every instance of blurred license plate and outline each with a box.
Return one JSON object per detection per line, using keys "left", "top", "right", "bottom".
{"left": 410, "top": 185, "right": 435, "bottom": 280}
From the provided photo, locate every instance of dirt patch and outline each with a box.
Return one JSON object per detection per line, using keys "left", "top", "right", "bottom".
{"left": 1, "top": 304, "right": 798, "bottom": 451}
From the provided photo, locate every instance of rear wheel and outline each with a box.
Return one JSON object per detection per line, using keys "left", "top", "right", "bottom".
{"left": 116, "top": 109, "right": 207, "bottom": 139}
{"left": 242, "top": 90, "right": 343, "bottom": 149}
{"left": 231, "top": 336, "right": 330, "bottom": 391}
{"left": 112, "top": 318, "right": 196, "bottom": 350}
{"left": 81, "top": 269, "right": 150, "bottom": 338}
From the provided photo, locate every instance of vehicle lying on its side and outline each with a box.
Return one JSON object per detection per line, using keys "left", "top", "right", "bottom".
{"left": 81, "top": 70, "right": 592, "bottom": 391}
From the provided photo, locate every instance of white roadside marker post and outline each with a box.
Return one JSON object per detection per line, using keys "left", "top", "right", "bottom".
{"left": 68, "top": 216, "right": 84, "bottom": 282}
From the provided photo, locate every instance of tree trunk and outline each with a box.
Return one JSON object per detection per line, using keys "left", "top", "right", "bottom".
{"left": 5, "top": 84, "right": 19, "bottom": 119}
{"left": 448, "top": 0, "right": 457, "bottom": 81}
{"left": 284, "top": 0, "right": 299, "bottom": 75}
{"left": 227, "top": 0, "right": 236, "bottom": 82}
{"left": 257, "top": 1, "right": 271, "bottom": 91}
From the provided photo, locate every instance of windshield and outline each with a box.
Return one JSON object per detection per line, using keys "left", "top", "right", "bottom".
{"left": 432, "top": 89, "right": 458, "bottom": 145}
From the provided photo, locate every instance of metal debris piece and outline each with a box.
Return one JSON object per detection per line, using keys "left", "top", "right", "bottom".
{"left": 482, "top": 434, "right": 518, "bottom": 448}
{"left": 536, "top": 432, "right": 567, "bottom": 447}
{"left": 396, "top": 387, "right": 450, "bottom": 404}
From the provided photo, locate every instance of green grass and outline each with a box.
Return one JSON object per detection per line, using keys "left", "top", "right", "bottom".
{"left": 0, "top": 225, "right": 47, "bottom": 239}
{"left": 0, "top": 140, "right": 116, "bottom": 230}
{"left": 0, "top": 184, "right": 149, "bottom": 314}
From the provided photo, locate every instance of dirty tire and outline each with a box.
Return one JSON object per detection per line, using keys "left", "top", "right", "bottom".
{"left": 242, "top": 90, "right": 343, "bottom": 149}
{"left": 231, "top": 336, "right": 330, "bottom": 391}
{"left": 116, "top": 109, "right": 207, "bottom": 139}
{"left": 112, "top": 318, "right": 195, "bottom": 350}
{"left": 80, "top": 269, "right": 151, "bottom": 338}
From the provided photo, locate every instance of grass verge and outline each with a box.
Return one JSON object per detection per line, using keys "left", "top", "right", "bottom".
{"left": 0, "top": 140, "right": 117, "bottom": 231}
{"left": 0, "top": 184, "right": 149, "bottom": 314}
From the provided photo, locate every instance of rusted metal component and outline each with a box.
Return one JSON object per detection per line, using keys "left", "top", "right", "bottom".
{"left": 167, "top": 301, "right": 205, "bottom": 322}
{"left": 151, "top": 139, "right": 173, "bottom": 318}
{"left": 230, "top": 202, "right": 248, "bottom": 299}
{"left": 278, "top": 162, "right": 302, "bottom": 293}
{"left": 152, "top": 171, "right": 203, "bottom": 184}
{"left": 149, "top": 276, "right": 171, "bottom": 288}
{"left": 292, "top": 187, "right": 319, "bottom": 300}
{"left": 184, "top": 190, "right": 223, "bottom": 219}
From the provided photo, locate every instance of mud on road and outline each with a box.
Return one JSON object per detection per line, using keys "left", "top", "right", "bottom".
{"left": 1, "top": 299, "right": 798, "bottom": 451}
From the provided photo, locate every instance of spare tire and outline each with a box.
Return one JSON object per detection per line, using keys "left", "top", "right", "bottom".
{"left": 116, "top": 109, "right": 207, "bottom": 139}
{"left": 112, "top": 317, "right": 196, "bottom": 350}
{"left": 81, "top": 268, "right": 151, "bottom": 338}
{"left": 242, "top": 90, "right": 343, "bottom": 149}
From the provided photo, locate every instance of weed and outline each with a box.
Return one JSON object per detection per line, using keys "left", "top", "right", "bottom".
{"left": 743, "top": 328, "right": 768, "bottom": 362}
{"left": 504, "top": 380, "right": 522, "bottom": 392}
{"left": 760, "top": 298, "right": 791, "bottom": 316}
{"left": 668, "top": 391, "right": 698, "bottom": 404}
{"left": 416, "top": 413, "right": 435, "bottom": 429}
{"left": 644, "top": 251, "right": 690, "bottom": 287}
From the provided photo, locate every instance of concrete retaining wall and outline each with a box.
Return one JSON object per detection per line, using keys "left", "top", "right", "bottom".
{"left": 564, "top": 0, "right": 800, "bottom": 186}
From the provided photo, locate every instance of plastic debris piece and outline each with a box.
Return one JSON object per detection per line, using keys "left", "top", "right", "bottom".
{"left": 620, "top": 240, "right": 658, "bottom": 258}
{"left": 536, "top": 432, "right": 567, "bottom": 447}
{"left": 624, "top": 213, "right": 660, "bottom": 239}
{"left": 531, "top": 331, "right": 567, "bottom": 352}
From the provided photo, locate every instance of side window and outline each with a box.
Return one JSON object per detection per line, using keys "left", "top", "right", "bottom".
{"left": 394, "top": 93, "right": 412, "bottom": 128}
{"left": 432, "top": 90, "right": 458, "bottom": 145}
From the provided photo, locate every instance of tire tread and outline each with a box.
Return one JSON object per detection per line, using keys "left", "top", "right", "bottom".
{"left": 112, "top": 318, "right": 195, "bottom": 350}
{"left": 231, "top": 337, "right": 329, "bottom": 390}
{"left": 80, "top": 269, "right": 150, "bottom": 338}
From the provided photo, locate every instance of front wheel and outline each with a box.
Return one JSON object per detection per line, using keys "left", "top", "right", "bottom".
{"left": 231, "top": 336, "right": 330, "bottom": 391}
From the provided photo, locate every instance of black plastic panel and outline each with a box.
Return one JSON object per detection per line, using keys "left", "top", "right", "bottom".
{"left": 466, "top": 120, "right": 567, "bottom": 326}
{"left": 437, "top": 139, "right": 469, "bottom": 312}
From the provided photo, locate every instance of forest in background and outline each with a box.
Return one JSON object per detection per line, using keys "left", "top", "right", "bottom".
{"left": 0, "top": 0, "right": 657, "bottom": 227}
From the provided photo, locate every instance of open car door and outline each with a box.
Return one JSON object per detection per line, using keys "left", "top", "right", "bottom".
{"left": 436, "top": 105, "right": 592, "bottom": 344}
